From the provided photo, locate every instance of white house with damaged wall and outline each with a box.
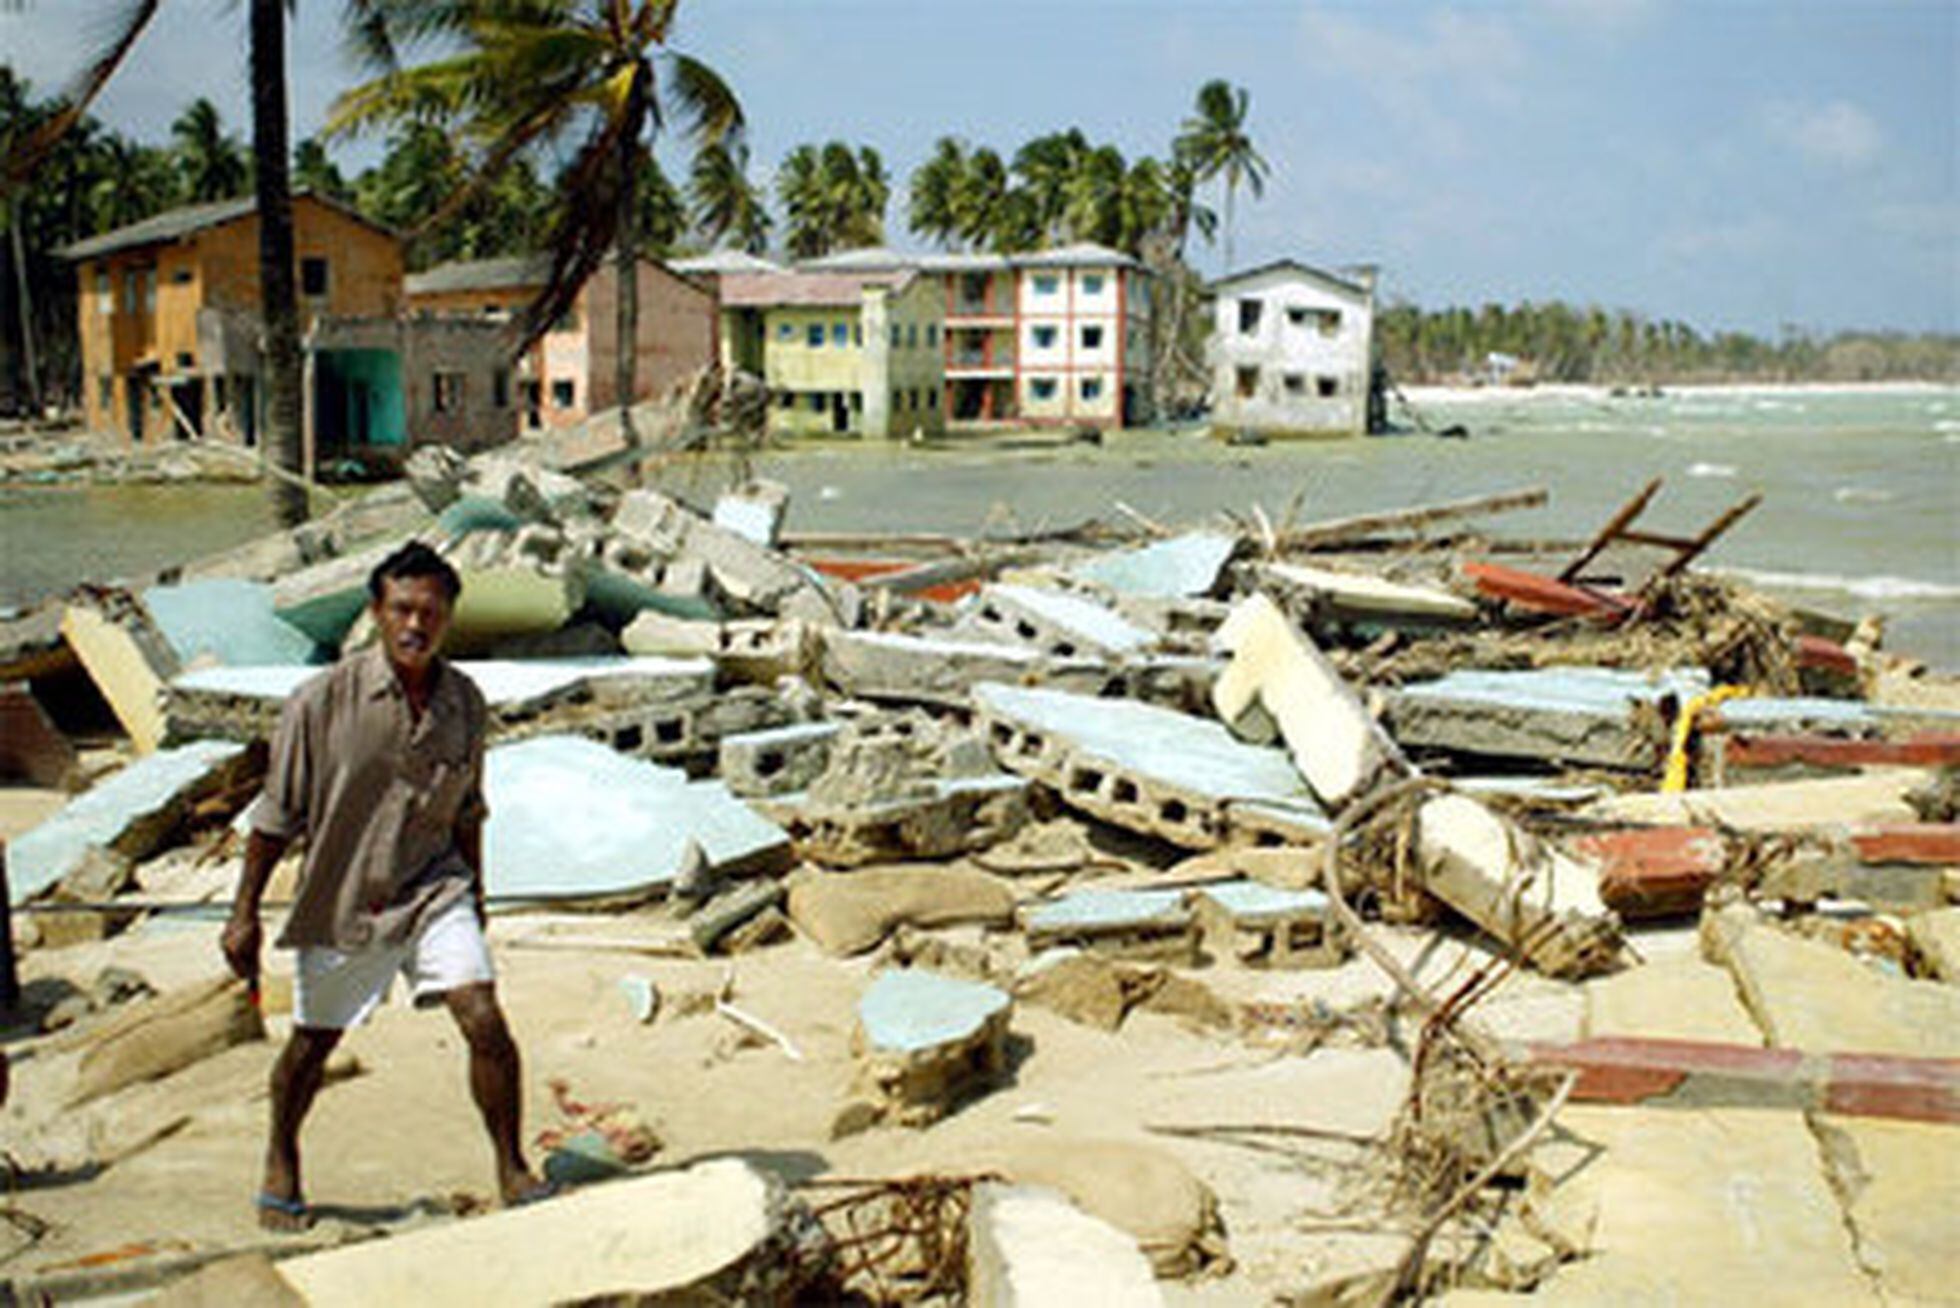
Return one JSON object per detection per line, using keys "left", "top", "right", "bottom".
{"left": 1207, "top": 260, "right": 1378, "bottom": 439}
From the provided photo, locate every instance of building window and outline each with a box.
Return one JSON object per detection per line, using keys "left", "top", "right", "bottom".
{"left": 97, "top": 375, "right": 113, "bottom": 409}
{"left": 851, "top": 391, "right": 864, "bottom": 411}
{"left": 832, "top": 321, "right": 849, "bottom": 346}
{"left": 1236, "top": 366, "right": 1259, "bottom": 399}
{"left": 906, "top": 323, "right": 919, "bottom": 348}
{"left": 434, "top": 371, "right": 467, "bottom": 413}
{"left": 123, "top": 271, "right": 139, "bottom": 313}
{"left": 176, "top": 351, "right": 193, "bottom": 369}
{"left": 890, "top": 325, "right": 901, "bottom": 347}
{"left": 777, "top": 391, "right": 795, "bottom": 409}
{"left": 95, "top": 272, "right": 112, "bottom": 315}
{"left": 1081, "top": 324, "right": 1103, "bottom": 350}
{"left": 1080, "top": 377, "right": 1103, "bottom": 401}
{"left": 853, "top": 324, "right": 863, "bottom": 346}
{"left": 1032, "top": 324, "right": 1058, "bottom": 349}
{"left": 778, "top": 322, "right": 795, "bottom": 340}
{"left": 1286, "top": 307, "right": 1308, "bottom": 326}
{"left": 1238, "top": 299, "right": 1262, "bottom": 334}
{"left": 172, "top": 267, "right": 193, "bottom": 285}
{"left": 1033, "top": 274, "right": 1059, "bottom": 296}
{"left": 1031, "top": 377, "right": 1058, "bottom": 401}
{"left": 492, "top": 368, "right": 511, "bottom": 409}
{"left": 926, "top": 324, "right": 939, "bottom": 348}
{"left": 300, "top": 257, "right": 329, "bottom": 298}
{"left": 1083, "top": 274, "right": 1104, "bottom": 295}
{"left": 551, "top": 378, "right": 576, "bottom": 409}
{"left": 1317, "top": 376, "right": 1339, "bottom": 397}
{"left": 1283, "top": 373, "right": 1306, "bottom": 395}
{"left": 928, "top": 388, "right": 938, "bottom": 409}
{"left": 807, "top": 323, "right": 825, "bottom": 348}
{"left": 811, "top": 393, "right": 828, "bottom": 413}
{"left": 1319, "top": 311, "right": 1341, "bottom": 337}
{"left": 144, "top": 270, "right": 156, "bottom": 314}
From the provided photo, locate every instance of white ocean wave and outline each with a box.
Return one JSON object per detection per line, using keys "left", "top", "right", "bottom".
{"left": 1834, "top": 486, "right": 1895, "bottom": 504}
{"left": 1688, "top": 462, "right": 1738, "bottom": 478}
{"left": 1935, "top": 419, "right": 1960, "bottom": 433}
{"left": 1721, "top": 567, "right": 1960, "bottom": 602}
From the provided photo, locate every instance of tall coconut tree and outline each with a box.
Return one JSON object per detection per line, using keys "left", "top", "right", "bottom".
{"left": 687, "top": 140, "right": 771, "bottom": 254}
{"left": 1173, "top": 79, "right": 1268, "bottom": 275}
{"left": 908, "top": 136, "right": 966, "bottom": 250}
{"left": 1011, "top": 129, "right": 1089, "bottom": 245}
{"left": 778, "top": 141, "right": 887, "bottom": 259}
{"left": 333, "top": 0, "right": 744, "bottom": 473}
{"left": 172, "top": 97, "right": 252, "bottom": 202}
{"left": 293, "top": 137, "right": 353, "bottom": 203}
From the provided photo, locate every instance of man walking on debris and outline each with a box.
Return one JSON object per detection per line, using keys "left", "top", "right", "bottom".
{"left": 222, "top": 542, "right": 547, "bottom": 1230}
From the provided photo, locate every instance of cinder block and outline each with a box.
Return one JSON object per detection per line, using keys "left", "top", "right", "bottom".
{"left": 957, "top": 583, "right": 1157, "bottom": 662}
{"left": 719, "top": 722, "right": 843, "bottom": 798}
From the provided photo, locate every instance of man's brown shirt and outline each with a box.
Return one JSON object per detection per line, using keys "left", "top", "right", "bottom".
{"left": 252, "top": 644, "right": 489, "bottom": 950}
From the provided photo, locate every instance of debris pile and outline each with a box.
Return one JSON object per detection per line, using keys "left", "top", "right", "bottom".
{"left": 2, "top": 455, "right": 1957, "bottom": 1303}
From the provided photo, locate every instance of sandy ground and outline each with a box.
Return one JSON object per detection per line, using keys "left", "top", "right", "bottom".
{"left": 0, "top": 849, "right": 1596, "bottom": 1302}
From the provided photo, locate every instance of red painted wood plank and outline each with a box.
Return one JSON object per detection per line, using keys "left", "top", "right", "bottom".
{"left": 1461, "top": 559, "right": 1633, "bottom": 622}
{"left": 1722, "top": 734, "right": 1960, "bottom": 771}
{"left": 1849, "top": 824, "right": 1960, "bottom": 866}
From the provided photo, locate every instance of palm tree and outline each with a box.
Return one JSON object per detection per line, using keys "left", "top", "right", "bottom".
{"left": 333, "top": 1, "right": 744, "bottom": 473}
{"left": 90, "top": 133, "right": 181, "bottom": 229}
{"left": 171, "top": 97, "right": 251, "bottom": 202}
{"left": 955, "top": 147, "right": 1014, "bottom": 251}
{"left": 1012, "top": 129, "right": 1089, "bottom": 245}
{"left": 778, "top": 142, "right": 887, "bottom": 259}
{"left": 688, "top": 140, "right": 771, "bottom": 254}
{"left": 293, "top": 137, "right": 352, "bottom": 203}
{"left": 1174, "top": 79, "right": 1268, "bottom": 274}
{"left": 248, "top": 1, "right": 307, "bottom": 525}
{"left": 632, "top": 149, "right": 686, "bottom": 255}
{"left": 908, "top": 136, "right": 966, "bottom": 250}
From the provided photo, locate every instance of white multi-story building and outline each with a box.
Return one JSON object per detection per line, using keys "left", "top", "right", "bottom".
{"left": 801, "top": 243, "right": 1153, "bottom": 427}
{"left": 1207, "top": 260, "right": 1377, "bottom": 438}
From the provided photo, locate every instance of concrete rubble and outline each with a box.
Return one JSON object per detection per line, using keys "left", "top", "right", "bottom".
{"left": 5, "top": 452, "right": 1958, "bottom": 1304}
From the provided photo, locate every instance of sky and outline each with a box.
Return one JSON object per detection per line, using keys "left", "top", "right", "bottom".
{"left": 4, "top": 0, "right": 1955, "bottom": 337}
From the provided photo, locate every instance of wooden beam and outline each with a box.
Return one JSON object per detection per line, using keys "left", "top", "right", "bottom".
{"left": 1276, "top": 485, "right": 1549, "bottom": 549}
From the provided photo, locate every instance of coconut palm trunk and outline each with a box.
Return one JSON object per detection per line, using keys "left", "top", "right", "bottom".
{"left": 614, "top": 106, "right": 641, "bottom": 483}
{"left": 251, "top": 0, "right": 306, "bottom": 526}
{"left": 9, "top": 198, "right": 40, "bottom": 416}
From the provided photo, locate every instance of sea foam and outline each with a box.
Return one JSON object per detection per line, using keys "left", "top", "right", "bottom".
{"left": 1720, "top": 567, "right": 1960, "bottom": 602}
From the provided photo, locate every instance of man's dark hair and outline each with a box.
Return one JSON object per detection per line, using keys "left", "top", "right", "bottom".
{"left": 368, "top": 541, "right": 463, "bottom": 603}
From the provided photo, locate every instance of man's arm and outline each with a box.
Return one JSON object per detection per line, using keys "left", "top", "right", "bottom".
{"left": 222, "top": 829, "right": 288, "bottom": 985}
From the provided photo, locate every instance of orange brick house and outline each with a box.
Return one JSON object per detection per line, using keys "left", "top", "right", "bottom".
{"left": 60, "top": 193, "right": 516, "bottom": 470}
{"left": 405, "top": 255, "right": 717, "bottom": 432}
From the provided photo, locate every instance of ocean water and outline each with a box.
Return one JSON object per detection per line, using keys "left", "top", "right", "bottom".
{"left": 4, "top": 385, "right": 1955, "bottom": 669}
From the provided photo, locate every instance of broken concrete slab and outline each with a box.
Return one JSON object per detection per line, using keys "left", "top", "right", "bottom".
{"left": 1192, "top": 880, "right": 1346, "bottom": 967}
{"left": 1261, "top": 560, "right": 1478, "bottom": 629}
{"left": 1014, "top": 949, "right": 1233, "bottom": 1034}
{"left": 720, "top": 722, "right": 843, "bottom": 798}
{"left": 71, "top": 973, "right": 265, "bottom": 1105}
{"left": 712, "top": 480, "right": 790, "bottom": 547}
{"left": 269, "top": 537, "right": 405, "bottom": 646}
{"left": 1710, "top": 694, "right": 1960, "bottom": 739}
{"left": 433, "top": 526, "right": 590, "bottom": 654}
{"left": 483, "top": 735, "right": 790, "bottom": 902}
{"left": 0, "top": 599, "right": 75, "bottom": 681}
{"left": 967, "top": 1183, "right": 1164, "bottom": 1306}
{"left": 821, "top": 628, "right": 1111, "bottom": 708}
{"left": 1586, "top": 768, "right": 1933, "bottom": 832}
{"left": 1068, "top": 531, "right": 1237, "bottom": 599}
{"left": 61, "top": 591, "right": 182, "bottom": 753}
{"left": 957, "top": 583, "right": 1158, "bottom": 662}
{"left": 1713, "top": 731, "right": 1960, "bottom": 786}
{"left": 406, "top": 446, "right": 598, "bottom": 525}
{"left": 613, "top": 487, "right": 841, "bottom": 621}
{"left": 279, "top": 1158, "right": 792, "bottom": 1305}
{"left": 767, "top": 774, "right": 1031, "bottom": 869}
{"left": 1022, "top": 889, "right": 1195, "bottom": 961}
{"left": 1416, "top": 793, "right": 1627, "bottom": 978}
{"left": 9, "top": 740, "right": 253, "bottom": 904}
{"left": 974, "top": 682, "right": 1329, "bottom": 849}
{"left": 1905, "top": 907, "right": 1960, "bottom": 983}
{"left": 145, "top": 1252, "right": 305, "bottom": 1307}
{"left": 1211, "top": 592, "right": 1400, "bottom": 808}
{"left": 1813, "top": 1117, "right": 1960, "bottom": 1303}
{"left": 850, "top": 968, "right": 1012, "bottom": 1128}
{"left": 1385, "top": 666, "right": 1708, "bottom": 770}
{"left": 141, "top": 579, "right": 319, "bottom": 669}
{"left": 786, "top": 864, "right": 1017, "bottom": 955}
{"left": 1701, "top": 906, "right": 1960, "bottom": 1058}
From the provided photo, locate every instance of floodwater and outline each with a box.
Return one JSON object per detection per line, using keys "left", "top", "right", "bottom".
{"left": 4, "top": 385, "right": 1956, "bottom": 669}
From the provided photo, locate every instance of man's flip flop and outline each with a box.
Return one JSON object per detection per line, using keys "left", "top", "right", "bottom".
{"left": 255, "top": 1192, "right": 312, "bottom": 1226}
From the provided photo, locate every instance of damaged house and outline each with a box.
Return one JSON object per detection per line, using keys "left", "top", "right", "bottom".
{"left": 1207, "top": 259, "right": 1379, "bottom": 439}
{"left": 404, "top": 254, "right": 717, "bottom": 435}
{"left": 59, "top": 191, "right": 517, "bottom": 474}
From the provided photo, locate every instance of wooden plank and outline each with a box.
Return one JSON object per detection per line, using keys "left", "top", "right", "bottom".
{"left": 1276, "top": 486, "right": 1548, "bottom": 549}
{"left": 1461, "top": 559, "right": 1633, "bottom": 621}
{"left": 1560, "top": 477, "right": 1660, "bottom": 582}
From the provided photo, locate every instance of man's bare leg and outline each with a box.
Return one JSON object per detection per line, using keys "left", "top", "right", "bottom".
{"left": 444, "top": 982, "right": 542, "bottom": 1204}
{"left": 262, "top": 1026, "right": 342, "bottom": 1230}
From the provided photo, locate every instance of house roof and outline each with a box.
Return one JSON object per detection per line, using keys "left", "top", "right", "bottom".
{"left": 668, "top": 249, "right": 784, "bottom": 275}
{"left": 718, "top": 269, "right": 915, "bottom": 308}
{"left": 803, "top": 243, "right": 1134, "bottom": 274}
{"left": 404, "top": 255, "right": 552, "bottom": 296}
{"left": 57, "top": 190, "right": 395, "bottom": 262}
{"left": 1207, "top": 259, "right": 1372, "bottom": 300}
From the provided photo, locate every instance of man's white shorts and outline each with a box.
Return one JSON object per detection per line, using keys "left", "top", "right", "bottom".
{"left": 293, "top": 896, "right": 494, "bottom": 1030}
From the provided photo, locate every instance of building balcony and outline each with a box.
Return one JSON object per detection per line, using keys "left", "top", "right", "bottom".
{"left": 946, "top": 362, "right": 1014, "bottom": 378}
{"left": 946, "top": 303, "right": 1015, "bottom": 325}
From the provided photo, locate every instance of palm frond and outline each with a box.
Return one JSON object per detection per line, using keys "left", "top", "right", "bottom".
{"left": 5, "top": 0, "right": 160, "bottom": 192}
{"left": 663, "top": 52, "right": 743, "bottom": 148}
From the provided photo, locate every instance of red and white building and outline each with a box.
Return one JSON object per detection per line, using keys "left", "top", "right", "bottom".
{"left": 801, "top": 243, "right": 1153, "bottom": 427}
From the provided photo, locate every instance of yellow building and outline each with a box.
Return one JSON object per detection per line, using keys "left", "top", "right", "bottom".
{"left": 717, "top": 271, "right": 944, "bottom": 439}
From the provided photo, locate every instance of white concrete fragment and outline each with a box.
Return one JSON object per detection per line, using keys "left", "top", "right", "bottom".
{"left": 968, "top": 1183, "right": 1164, "bottom": 1307}
{"left": 1211, "top": 592, "right": 1399, "bottom": 807}
{"left": 1266, "top": 561, "right": 1478, "bottom": 622}
{"left": 279, "top": 1158, "right": 786, "bottom": 1305}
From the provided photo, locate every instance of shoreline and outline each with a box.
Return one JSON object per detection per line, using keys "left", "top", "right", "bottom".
{"left": 1401, "top": 379, "right": 1959, "bottom": 405}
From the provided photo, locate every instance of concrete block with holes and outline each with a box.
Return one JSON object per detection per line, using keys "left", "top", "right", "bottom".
{"left": 955, "top": 584, "right": 1158, "bottom": 662}
{"left": 972, "top": 682, "right": 1328, "bottom": 850}
{"left": 719, "top": 722, "right": 844, "bottom": 798}
{"left": 820, "top": 628, "right": 1113, "bottom": 708}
